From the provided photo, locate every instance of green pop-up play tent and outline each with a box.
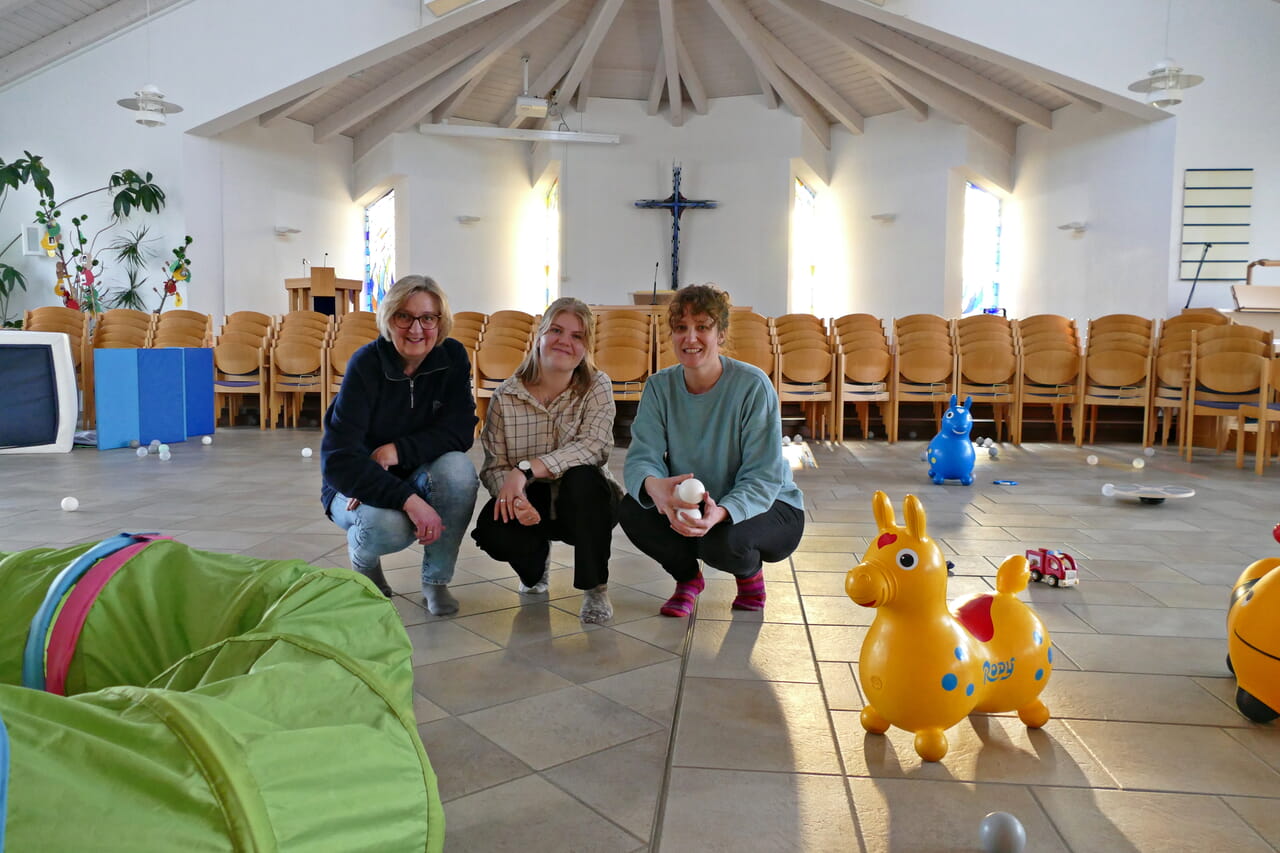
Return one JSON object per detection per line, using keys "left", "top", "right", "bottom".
{"left": 0, "top": 534, "right": 443, "bottom": 852}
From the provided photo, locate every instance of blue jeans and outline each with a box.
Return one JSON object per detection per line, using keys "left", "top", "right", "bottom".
{"left": 328, "top": 451, "right": 478, "bottom": 588}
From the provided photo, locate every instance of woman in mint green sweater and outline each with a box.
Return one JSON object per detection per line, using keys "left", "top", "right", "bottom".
{"left": 620, "top": 285, "right": 805, "bottom": 616}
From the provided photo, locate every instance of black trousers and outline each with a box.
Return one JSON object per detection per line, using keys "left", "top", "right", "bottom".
{"left": 618, "top": 495, "right": 806, "bottom": 582}
{"left": 471, "top": 465, "right": 619, "bottom": 590}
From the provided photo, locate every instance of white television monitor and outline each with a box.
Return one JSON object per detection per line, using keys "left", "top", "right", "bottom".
{"left": 0, "top": 330, "right": 78, "bottom": 454}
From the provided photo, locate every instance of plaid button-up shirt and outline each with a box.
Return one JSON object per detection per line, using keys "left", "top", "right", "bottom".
{"left": 479, "top": 369, "right": 622, "bottom": 500}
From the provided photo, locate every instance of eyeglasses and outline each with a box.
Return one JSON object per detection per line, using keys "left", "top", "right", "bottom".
{"left": 391, "top": 311, "right": 441, "bottom": 330}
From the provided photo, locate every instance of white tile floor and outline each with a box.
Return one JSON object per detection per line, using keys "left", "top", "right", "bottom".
{"left": 3, "top": 427, "right": 1279, "bottom": 851}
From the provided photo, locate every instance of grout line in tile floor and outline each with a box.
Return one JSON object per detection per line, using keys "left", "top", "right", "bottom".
{"left": 646, "top": 602, "right": 697, "bottom": 851}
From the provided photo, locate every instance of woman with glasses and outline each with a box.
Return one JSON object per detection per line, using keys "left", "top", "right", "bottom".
{"left": 619, "top": 284, "right": 804, "bottom": 617}
{"left": 470, "top": 297, "right": 622, "bottom": 623}
{"left": 320, "top": 275, "right": 479, "bottom": 615}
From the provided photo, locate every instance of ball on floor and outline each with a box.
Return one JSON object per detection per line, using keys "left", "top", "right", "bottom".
{"left": 60, "top": 496, "right": 79, "bottom": 512}
{"left": 979, "top": 811, "right": 1026, "bottom": 853}
{"left": 136, "top": 447, "right": 148, "bottom": 458}
{"left": 201, "top": 435, "right": 213, "bottom": 445}
{"left": 1132, "top": 458, "right": 1145, "bottom": 469}
{"left": 1086, "top": 454, "right": 1098, "bottom": 466}
{"left": 301, "top": 447, "right": 313, "bottom": 458}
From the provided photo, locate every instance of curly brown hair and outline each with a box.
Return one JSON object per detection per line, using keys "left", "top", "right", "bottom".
{"left": 666, "top": 284, "right": 731, "bottom": 336}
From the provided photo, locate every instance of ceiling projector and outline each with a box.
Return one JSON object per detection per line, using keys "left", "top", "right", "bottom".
{"left": 515, "top": 95, "right": 549, "bottom": 118}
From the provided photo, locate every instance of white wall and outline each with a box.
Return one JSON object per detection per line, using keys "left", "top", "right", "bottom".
{"left": 1007, "top": 105, "right": 1177, "bottom": 322}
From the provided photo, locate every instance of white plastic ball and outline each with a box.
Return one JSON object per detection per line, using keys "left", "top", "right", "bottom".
{"left": 676, "top": 478, "right": 706, "bottom": 504}
{"left": 136, "top": 447, "right": 148, "bottom": 458}
{"left": 129, "top": 439, "right": 140, "bottom": 449}
{"left": 60, "top": 496, "right": 79, "bottom": 512}
{"left": 149, "top": 439, "right": 160, "bottom": 448}
{"left": 159, "top": 450, "right": 171, "bottom": 462}
{"left": 301, "top": 447, "right": 313, "bottom": 458}
{"left": 677, "top": 508, "right": 702, "bottom": 522}
{"left": 979, "top": 811, "right": 1026, "bottom": 853}
{"left": 988, "top": 446, "right": 999, "bottom": 458}
{"left": 158, "top": 444, "right": 170, "bottom": 454}
{"left": 793, "top": 434, "right": 804, "bottom": 444}
{"left": 1101, "top": 483, "right": 1116, "bottom": 497}
{"left": 1143, "top": 446, "right": 1155, "bottom": 457}
{"left": 201, "top": 435, "right": 212, "bottom": 445}
{"left": 1085, "top": 454, "right": 1098, "bottom": 466}
{"left": 781, "top": 436, "right": 792, "bottom": 445}
{"left": 984, "top": 438, "right": 995, "bottom": 448}
{"left": 1132, "top": 458, "right": 1145, "bottom": 470}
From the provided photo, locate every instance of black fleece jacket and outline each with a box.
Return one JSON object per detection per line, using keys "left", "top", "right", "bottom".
{"left": 320, "top": 335, "right": 476, "bottom": 516}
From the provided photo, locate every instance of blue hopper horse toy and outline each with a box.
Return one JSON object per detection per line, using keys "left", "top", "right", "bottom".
{"left": 927, "top": 395, "right": 975, "bottom": 485}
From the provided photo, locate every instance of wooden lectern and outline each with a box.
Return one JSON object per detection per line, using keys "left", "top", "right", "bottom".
{"left": 284, "top": 267, "right": 361, "bottom": 317}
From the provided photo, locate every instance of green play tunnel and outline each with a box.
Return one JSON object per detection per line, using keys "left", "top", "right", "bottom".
{"left": 0, "top": 536, "right": 443, "bottom": 852}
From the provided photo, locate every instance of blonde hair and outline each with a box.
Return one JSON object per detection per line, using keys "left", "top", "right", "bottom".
{"left": 515, "top": 297, "right": 598, "bottom": 397}
{"left": 376, "top": 275, "right": 454, "bottom": 342}
{"left": 667, "top": 284, "right": 731, "bottom": 337}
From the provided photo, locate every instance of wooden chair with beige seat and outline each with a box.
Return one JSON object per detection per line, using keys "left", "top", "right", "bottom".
{"left": 832, "top": 314, "right": 892, "bottom": 441}
{"left": 268, "top": 334, "right": 325, "bottom": 429}
{"left": 890, "top": 316, "right": 955, "bottom": 442}
{"left": 954, "top": 314, "right": 1017, "bottom": 442}
{"left": 775, "top": 337, "right": 840, "bottom": 441}
{"left": 1075, "top": 315, "right": 1155, "bottom": 445}
{"left": 214, "top": 338, "right": 269, "bottom": 429}
{"left": 1236, "top": 358, "right": 1280, "bottom": 474}
{"left": 23, "top": 306, "right": 92, "bottom": 427}
{"left": 1183, "top": 345, "right": 1269, "bottom": 463}
{"left": 1013, "top": 315, "right": 1080, "bottom": 444}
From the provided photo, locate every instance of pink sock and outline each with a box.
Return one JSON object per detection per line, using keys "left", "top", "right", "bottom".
{"left": 732, "top": 570, "right": 766, "bottom": 611}
{"left": 660, "top": 572, "right": 705, "bottom": 617}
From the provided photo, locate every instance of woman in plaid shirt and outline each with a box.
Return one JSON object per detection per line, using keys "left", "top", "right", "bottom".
{"left": 471, "top": 297, "right": 623, "bottom": 623}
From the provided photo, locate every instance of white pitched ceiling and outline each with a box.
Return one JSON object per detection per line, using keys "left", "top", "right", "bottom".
{"left": 1, "top": 0, "right": 1093, "bottom": 155}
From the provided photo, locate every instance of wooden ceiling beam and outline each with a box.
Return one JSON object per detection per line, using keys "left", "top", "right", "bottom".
{"left": 556, "top": 0, "right": 626, "bottom": 106}
{"left": 646, "top": 44, "right": 666, "bottom": 116}
{"left": 754, "top": 18, "right": 863, "bottom": 135}
{"left": 878, "top": 77, "right": 928, "bottom": 120}
{"left": 706, "top": 0, "right": 830, "bottom": 148}
{"left": 766, "top": 0, "right": 1014, "bottom": 153}
{"left": 842, "top": 12, "right": 1052, "bottom": 130}
{"left": 675, "top": 30, "right": 708, "bottom": 115}
{"left": 658, "top": 0, "right": 683, "bottom": 126}
{"left": 259, "top": 85, "right": 336, "bottom": 127}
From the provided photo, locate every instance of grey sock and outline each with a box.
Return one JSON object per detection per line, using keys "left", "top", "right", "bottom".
{"left": 423, "top": 583, "right": 458, "bottom": 616}
{"left": 580, "top": 585, "right": 613, "bottom": 624}
{"left": 354, "top": 563, "right": 393, "bottom": 598}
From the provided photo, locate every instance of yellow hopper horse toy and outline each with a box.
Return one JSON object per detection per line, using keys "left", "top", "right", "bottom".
{"left": 845, "top": 491, "right": 1054, "bottom": 761}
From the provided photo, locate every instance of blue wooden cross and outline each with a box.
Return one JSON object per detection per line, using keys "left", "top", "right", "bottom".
{"left": 635, "top": 165, "right": 717, "bottom": 292}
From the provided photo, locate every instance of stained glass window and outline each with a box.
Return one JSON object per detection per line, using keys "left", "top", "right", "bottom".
{"left": 364, "top": 190, "right": 395, "bottom": 312}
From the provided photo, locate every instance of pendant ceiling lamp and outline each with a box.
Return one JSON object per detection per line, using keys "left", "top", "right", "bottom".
{"left": 1127, "top": 0, "right": 1203, "bottom": 108}
{"left": 115, "top": 0, "right": 183, "bottom": 126}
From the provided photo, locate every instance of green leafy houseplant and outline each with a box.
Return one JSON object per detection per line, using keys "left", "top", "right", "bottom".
{"left": 0, "top": 151, "right": 171, "bottom": 323}
{"left": 154, "top": 235, "right": 194, "bottom": 313}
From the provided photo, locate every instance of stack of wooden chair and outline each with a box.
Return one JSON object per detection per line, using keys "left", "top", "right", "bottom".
{"left": 771, "top": 313, "right": 839, "bottom": 441}
{"left": 593, "top": 310, "right": 653, "bottom": 402}
{"left": 321, "top": 311, "right": 379, "bottom": 415}
{"left": 214, "top": 311, "right": 274, "bottom": 428}
{"left": 953, "top": 313, "right": 1018, "bottom": 443}
{"left": 1076, "top": 314, "right": 1155, "bottom": 445}
{"left": 832, "top": 313, "right": 891, "bottom": 441}
{"left": 21, "top": 306, "right": 92, "bottom": 427}
{"left": 1012, "top": 314, "right": 1080, "bottom": 444}
{"left": 269, "top": 310, "right": 332, "bottom": 429}
{"left": 472, "top": 310, "right": 536, "bottom": 425}
{"left": 889, "top": 314, "right": 954, "bottom": 443}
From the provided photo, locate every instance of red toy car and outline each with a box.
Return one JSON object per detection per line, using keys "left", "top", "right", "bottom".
{"left": 1025, "top": 548, "right": 1079, "bottom": 587}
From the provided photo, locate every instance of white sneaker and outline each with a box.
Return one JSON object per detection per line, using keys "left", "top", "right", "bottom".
{"left": 519, "top": 566, "right": 550, "bottom": 595}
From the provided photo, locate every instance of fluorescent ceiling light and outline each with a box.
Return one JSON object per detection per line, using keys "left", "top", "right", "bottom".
{"left": 417, "top": 123, "right": 620, "bottom": 144}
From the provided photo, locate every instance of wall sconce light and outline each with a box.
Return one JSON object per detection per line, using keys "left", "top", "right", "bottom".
{"left": 1058, "top": 221, "right": 1087, "bottom": 235}
{"left": 870, "top": 213, "right": 897, "bottom": 223}
{"left": 456, "top": 215, "right": 481, "bottom": 225}
{"left": 274, "top": 226, "right": 301, "bottom": 236}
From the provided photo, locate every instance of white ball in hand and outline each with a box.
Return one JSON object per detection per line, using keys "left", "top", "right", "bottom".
{"left": 678, "top": 508, "right": 702, "bottom": 522}
{"left": 676, "top": 478, "right": 705, "bottom": 504}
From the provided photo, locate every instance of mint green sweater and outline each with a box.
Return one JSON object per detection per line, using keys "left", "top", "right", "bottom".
{"left": 624, "top": 356, "right": 804, "bottom": 523}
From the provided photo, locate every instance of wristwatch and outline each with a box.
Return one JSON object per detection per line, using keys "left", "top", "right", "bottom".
{"left": 517, "top": 460, "right": 535, "bottom": 481}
